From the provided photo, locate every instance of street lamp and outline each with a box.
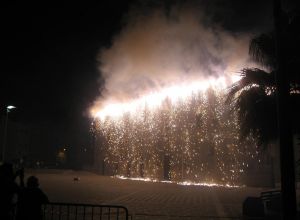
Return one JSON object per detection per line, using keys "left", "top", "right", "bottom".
{"left": 2, "top": 105, "right": 16, "bottom": 162}
{"left": 7, "top": 106, "right": 16, "bottom": 111}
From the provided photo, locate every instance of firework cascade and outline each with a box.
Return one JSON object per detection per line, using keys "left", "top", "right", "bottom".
{"left": 92, "top": 87, "right": 261, "bottom": 185}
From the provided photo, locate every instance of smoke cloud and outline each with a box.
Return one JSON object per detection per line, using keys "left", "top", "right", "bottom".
{"left": 92, "top": 2, "right": 255, "bottom": 112}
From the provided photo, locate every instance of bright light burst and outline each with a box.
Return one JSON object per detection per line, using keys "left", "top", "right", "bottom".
{"left": 92, "top": 76, "right": 233, "bottom": 120}
{"left": 91, "top": 75, "right": 260, "bottom": 186}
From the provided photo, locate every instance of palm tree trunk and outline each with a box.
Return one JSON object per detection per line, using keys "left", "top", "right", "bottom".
{"left": 273, "top": 0, "right": 297, "bottom": 219}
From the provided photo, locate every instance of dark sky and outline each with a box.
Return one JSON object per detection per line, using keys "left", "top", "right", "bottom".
{"left": 1, "top": 1, "right": 133, "bottom": 124}
{"left": 1, "top": 0, "right": 299, "bottom": 165}
{"left": 1, "top": 0, "right": 297, "bottom": 126}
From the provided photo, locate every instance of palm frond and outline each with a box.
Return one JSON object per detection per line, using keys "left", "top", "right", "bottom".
{"left": 226, "top": 68, "right": 275, "bottom": 104}
{"left": 235, "top": 88, "right": 278, "bottom": 145}
{"left": 249, "top": 33, "right": 276, "bottom": 68}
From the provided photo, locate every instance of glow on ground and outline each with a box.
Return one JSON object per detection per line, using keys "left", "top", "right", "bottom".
{"left": 114, "top": 175, "right": 242, "bottom": 188}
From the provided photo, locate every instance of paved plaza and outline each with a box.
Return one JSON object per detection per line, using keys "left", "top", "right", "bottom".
{"left": 27, "top": 169, "right": 277, "bottom": 219}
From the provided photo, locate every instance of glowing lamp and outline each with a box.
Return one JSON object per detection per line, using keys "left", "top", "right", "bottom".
{"left": 6, "top": 105, "right": 16, "bottom": 113}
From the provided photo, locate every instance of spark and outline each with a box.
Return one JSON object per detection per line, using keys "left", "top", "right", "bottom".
{"left": 91, "top": 77, "right": 261, "bottom": 186}
{"left": 92, "top": 76, "right": 229, "bottom": 120}
{"left": 114, "top": 175, "right": 242, "bottom": 188}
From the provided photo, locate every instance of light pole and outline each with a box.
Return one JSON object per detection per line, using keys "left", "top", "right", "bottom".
{"left": 2, "top": 105, "right": 16, "bottom": 162}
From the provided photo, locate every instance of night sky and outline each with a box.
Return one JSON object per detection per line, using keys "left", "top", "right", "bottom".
{"left": 0, "top": 0, "right": 298, "bottom": 165}
{"left": 1, "top": 1, "right": 132, "bottom": 124}
{"left": 0, "top": 0, "right": 279, "bottom": 123}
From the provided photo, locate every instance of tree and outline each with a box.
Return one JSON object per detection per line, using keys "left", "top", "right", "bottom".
{"left": 227, "top": 12, "right": 300, "bottom": 146}
{"left": 227, "top": 7, "right": 300, "bottom": 219}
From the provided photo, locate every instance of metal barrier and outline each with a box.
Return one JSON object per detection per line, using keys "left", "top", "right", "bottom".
{"left": 42, "top": 202, "right": 129, "bottom": 220}
{"left": 260, "top": 190, "right": 281, "bottom": 216}
{"left": 260, "top": 190, "right": 281, "bottom": 202}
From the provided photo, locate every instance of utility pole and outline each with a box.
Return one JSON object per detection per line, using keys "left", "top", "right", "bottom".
{"left": 2, "top": 106, "right": 16, "bottom": 162}
{"left": 2, "top": 110, "right": 9, "bottom": 162}
{"left": 273, "top": 0, "right": 297, "bottom": 219}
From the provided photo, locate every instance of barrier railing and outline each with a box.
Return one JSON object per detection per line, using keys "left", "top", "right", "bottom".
{"left": 260, "top": 190, "right": 281, "bottom": 216}
{"left": 42, "top": 202, "right": 129, "bottom": 220}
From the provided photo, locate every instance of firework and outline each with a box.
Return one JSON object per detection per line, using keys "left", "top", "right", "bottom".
{"left": 91, "top": 79, "right": 260, "bottom": 186}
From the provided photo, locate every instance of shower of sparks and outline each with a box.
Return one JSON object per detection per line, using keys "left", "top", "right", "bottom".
{"left": 91, "top": 77, "right": 261, "bottom": 186}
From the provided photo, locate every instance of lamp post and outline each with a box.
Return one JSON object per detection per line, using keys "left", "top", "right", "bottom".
{"left": 2, "top": 105, "right": 16, "bottom": 162}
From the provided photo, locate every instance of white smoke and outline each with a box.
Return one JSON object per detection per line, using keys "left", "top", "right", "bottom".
{"left": 91, "top": 2, "right": 254, "bottom": 114}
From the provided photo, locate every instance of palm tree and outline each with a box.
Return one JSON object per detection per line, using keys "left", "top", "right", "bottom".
{"left": 227, "top": 8, "right": 300, "bottom": 218}
{"left": 227, "top": 13, "right": 300, "bottom": 146}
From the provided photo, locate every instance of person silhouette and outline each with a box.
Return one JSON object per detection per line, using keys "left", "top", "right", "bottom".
{"left": 0, "top": 163, "right": 24, "bottom": 220}
{"left": 16, "top": 176, "right": 49, "bottom": 220}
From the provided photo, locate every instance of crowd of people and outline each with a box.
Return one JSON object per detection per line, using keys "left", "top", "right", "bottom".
{"left": 0, "top": 163, "right": 48, "bottom": 220}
